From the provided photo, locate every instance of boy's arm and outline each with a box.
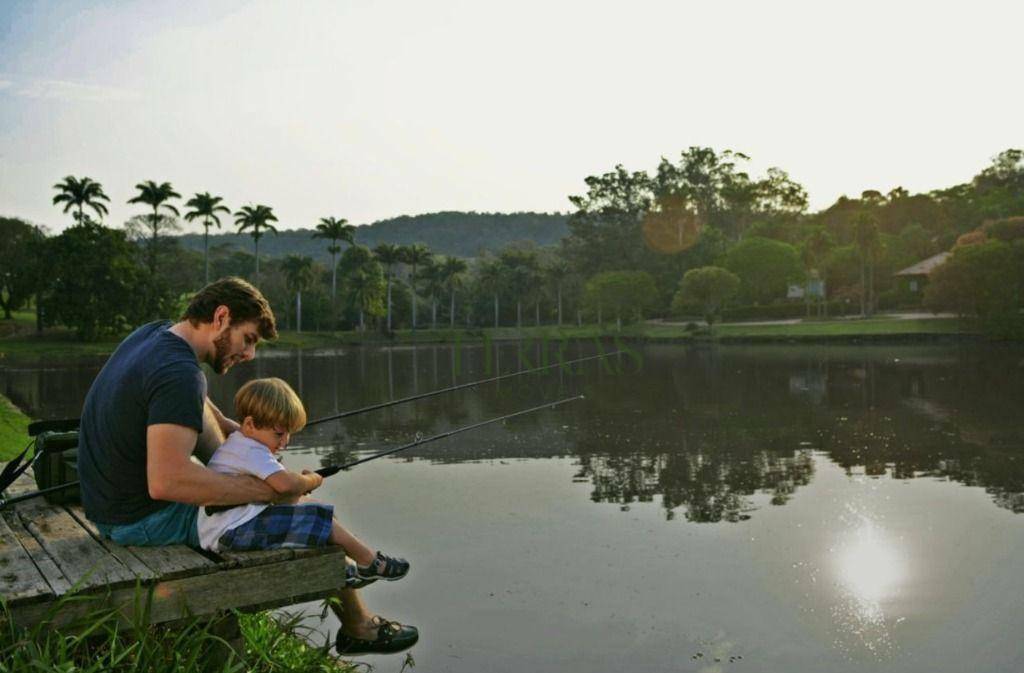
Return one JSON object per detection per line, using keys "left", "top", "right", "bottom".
{"left": 265, "top": 469, "right": 323, "bottom": 497}
{"left": 205, "top": 396, "right": 240, "bottom": 436}
{"left": 147, "top": 423, "right": 278, "bottom": 506}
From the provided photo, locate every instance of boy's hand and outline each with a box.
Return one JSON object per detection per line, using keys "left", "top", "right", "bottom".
{"left": 301, "top": 469, "right": 324, "bottom": 493}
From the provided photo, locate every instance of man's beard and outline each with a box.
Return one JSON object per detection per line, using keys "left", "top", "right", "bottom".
{"left": 212, "top": 328, "right": 233, "bottom": 374}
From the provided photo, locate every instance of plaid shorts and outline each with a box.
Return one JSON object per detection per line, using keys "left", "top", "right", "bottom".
{"left": 218, "top": 503, "right": 334, "bottom": 551}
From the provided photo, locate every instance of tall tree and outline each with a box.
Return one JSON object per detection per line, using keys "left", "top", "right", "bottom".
{"left": 544, "top": 258, "right": 572, "bottom": 326}
{"left": 234, "top": 205, "right": 279, "bottom": 283}
{"left": 440, "top": 256, "right": 468, "bottom": 328}
{"left": 52, "top": 175, "right": 110, "bottom": 225}
{"left": 281, "top": 255, "right": 318, "bottom": 332}
{"left": 476, "top": 258, "right": 504, "bottom": 328}
{"left": 184, "top": 192, "right": 231, "bottom": 284}
{"left": 374, "top": 243, "right": 404, "bottom": 332}
{"left": 854, "top": 211, "right": 881, "bottom": 316}
{"left": 418, "top": 258, "right": 446, "bottom": 330}
{"left": 41, "top": 221, "right": 146, "bottom": 340}
{"left": 0, "top": 218, "right": 45, "bottom": 320}
{"left": 128, "top": 180, "right": 182, "bottom": 275}
{"left": 339, "top": 244, "right": 385, "bottom": 331}
{"left": 401, "top": 243, "right": 432, "bottom": 331}
{"left": 313, "top": 216, "right": 356, "bottom": 300}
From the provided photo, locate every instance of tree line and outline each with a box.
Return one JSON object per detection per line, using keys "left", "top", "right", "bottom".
{"left": 2, "top": 147, "right": 1023, "bottom": 339}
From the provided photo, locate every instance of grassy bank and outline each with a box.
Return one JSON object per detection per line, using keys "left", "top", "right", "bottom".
{"left": 0, "top": 393, "right": 31, "bottom": 462}
{"left": 0, "top": 601, "right": 356, "bottom": 672}
{"left": 0, "top": 313, "right": 983, "bottom": 360}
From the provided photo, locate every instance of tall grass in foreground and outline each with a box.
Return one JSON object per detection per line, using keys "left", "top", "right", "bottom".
{"left": 0, "top": 593, "right": 357, "bottom": 672}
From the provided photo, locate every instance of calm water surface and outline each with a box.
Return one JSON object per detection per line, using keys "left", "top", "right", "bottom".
{"left": 3, "top": 341, "right": 1024, "bottom": 672}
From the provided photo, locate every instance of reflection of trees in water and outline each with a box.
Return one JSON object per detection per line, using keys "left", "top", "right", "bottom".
{"left": 569, "top": 344, "right": 1024, "bottom": 520}
{"left": 7, "top": 342, "right": 1024, "bottom": 518}
{"left": 577, "top": 450, "right": 815, "bottom": 522}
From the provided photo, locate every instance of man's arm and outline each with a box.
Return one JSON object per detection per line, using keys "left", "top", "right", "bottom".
{"left": 147, "top": 423, "right": 277, "bottom": 506}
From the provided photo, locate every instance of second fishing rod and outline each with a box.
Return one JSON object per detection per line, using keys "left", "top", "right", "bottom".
{"left": 298, "top": 348, "right": 621, "bottom": 432}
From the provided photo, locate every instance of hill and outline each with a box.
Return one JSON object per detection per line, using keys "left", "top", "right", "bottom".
{"left": 176, "top": 211, "right": 568, "bottom": 262}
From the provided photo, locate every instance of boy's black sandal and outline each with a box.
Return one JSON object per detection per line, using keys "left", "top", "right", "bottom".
{"left": 335, "top": 616, "right": 419, "bottom": 655}
{"left": 356, "top": 551, "right": 410, "bottom": 584}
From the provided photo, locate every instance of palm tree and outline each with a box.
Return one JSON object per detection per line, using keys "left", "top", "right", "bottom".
{"left": 348, "top": 270, "right": 375, "bottom": 332}
{"left": 400, "top": 243, "right": 432, "bottom": 331}
{"left": 419, "top": 258, "right": 446, "bottom": 330}
{"left": 544, "top": 258, "right": 571, "bottom": 326}
{"left": 477, "top": 258, "right": 504, "bottom": 328}
{"left": 440, "top": 257, "right": 468, "bottom": 328}
{"left": 281, "top": 255, "right": 318, "bottom": 332}
{"left": 374, "top": 243, "right": 404, "bottom": 332}
{"left": 184, "top": 192, "right": 231, "bottom": 284}
{"left": 128, "top": 180, "right": 182, "bottom": 274}
{"left": 52, "top": 175, "right": 110, "bottom": 225}
{"left": 234, "top": 205, "right": 279, "bottom": 283}
{"left": 854, "top": 211, "right": 880, "bottom": 316}
{"left": 312, "top": 217, "right": 356, "bottom": 300}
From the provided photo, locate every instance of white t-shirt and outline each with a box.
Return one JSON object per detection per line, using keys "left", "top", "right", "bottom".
{"left": 196, "top": 431, "right": 285, "bottom": 551}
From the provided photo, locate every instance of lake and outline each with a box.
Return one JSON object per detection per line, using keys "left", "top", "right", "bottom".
{"left": 3, "top": 340, "right": 1024, "bottom": 672}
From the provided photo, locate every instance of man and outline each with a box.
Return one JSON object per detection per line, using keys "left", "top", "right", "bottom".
{"left": 79, "top": 277, "right": 417, "bottom": 655}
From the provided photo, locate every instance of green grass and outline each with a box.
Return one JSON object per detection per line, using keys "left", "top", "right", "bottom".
{"left": 712, "top": 317, "right": 968, "bottom": 339}
{"left": 0, "top": 596, "right": 358, "bottom": 672}
{"left": 0, "top": 393, "right": 30, "bottom": 462}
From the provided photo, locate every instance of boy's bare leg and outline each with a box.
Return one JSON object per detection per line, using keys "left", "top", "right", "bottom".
{"left": 329, "top": 520, "right": 376, "bottom": 567}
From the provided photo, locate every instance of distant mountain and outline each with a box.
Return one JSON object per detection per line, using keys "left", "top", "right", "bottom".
{"left": 176, "top": 211, "right": 568, "bottom": 261}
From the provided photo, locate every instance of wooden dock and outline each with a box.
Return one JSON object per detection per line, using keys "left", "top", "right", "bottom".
{"left": 0, "top": 469, "right": 348, "bottom": 630}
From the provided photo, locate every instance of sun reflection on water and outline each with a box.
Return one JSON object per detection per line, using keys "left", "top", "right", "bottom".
{"left": 838, "top": 520, "right": 905, "bottom": 603}
{"left": 830, "top": 515, "right": 906, "bottom": 659}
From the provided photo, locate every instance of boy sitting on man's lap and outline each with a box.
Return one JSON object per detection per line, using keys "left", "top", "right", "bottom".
{"left": 197, "top": 377, "right": 409, "bottom": 587}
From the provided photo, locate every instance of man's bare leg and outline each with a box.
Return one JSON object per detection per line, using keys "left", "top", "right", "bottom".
{"left": 329, "top": 584, "right": 381, "bottom": 640}
{"left": 194, "top": 399, "right": 227, "bottom": 465}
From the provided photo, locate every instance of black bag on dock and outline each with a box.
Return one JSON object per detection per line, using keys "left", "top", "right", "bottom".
{"left": 32, "top": 430, "right": 80, "bottom": 505}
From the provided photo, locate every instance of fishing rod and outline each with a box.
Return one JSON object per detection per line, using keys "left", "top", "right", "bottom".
{"left": 302, "top": 350, "right": 620, "bottom": 430}
{"left": 1, "top": 350, "right": 617, "bottom": 508}
{"left": 315, "top": 393, "right": 583, "bottom": 476}
{"left": 202, "top": 394, "right": 584, "bottom": 514}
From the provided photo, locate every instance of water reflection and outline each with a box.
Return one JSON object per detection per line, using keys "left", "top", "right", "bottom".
{"left": 2, "top": 342, "right": 1024, "bottom": 525}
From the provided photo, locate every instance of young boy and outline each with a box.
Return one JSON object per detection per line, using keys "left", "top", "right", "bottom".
{"left": 197, "top": 377, "right": 409, "bottom": 588}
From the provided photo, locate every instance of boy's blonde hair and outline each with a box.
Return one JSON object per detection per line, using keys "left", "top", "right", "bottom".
{"left": 234, "top": 378, "right": 307, "bottom": 432}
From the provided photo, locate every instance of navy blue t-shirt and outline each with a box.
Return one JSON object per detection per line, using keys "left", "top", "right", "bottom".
{"left": 79, "top": 321, "right": 207, "bottom": 524}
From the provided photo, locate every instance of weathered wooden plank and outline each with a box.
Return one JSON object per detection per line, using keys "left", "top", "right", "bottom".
{"left": 65, "top": 506, "right": 156, "bottom": 582}
{"left": 0, "top": 514, "right": 52, "bottom": 606}
{"left": 64, "top": 504, "right": 216, "bottom": 580}
{"left": 124, "top": 545, "right": 216, "bottom": 580}
{"left": 1, "top": 510, "right": 72, "bottom": 597}
{"left": 216, "top": 548, "right": 296, "bottom": 568}
{"left": 10, "top": 549, "right": 355, "bottom": 628}
{"left": 6, "top": 473, "right": 138, "bottom": 592}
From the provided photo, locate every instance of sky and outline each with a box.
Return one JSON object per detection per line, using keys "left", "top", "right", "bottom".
{"left": 1, "top": 0, "right": 1022, "bottom": 233}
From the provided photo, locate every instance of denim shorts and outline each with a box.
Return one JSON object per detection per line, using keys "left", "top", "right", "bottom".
{"left": 95, "top": 502, "right": 200, "bottom": 547}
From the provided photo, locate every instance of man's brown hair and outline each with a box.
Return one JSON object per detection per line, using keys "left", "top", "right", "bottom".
{"left": 181, "top": 277, "right": 277, "bottom": 339}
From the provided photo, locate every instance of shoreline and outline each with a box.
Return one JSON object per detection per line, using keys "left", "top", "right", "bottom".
{"left": 0, "top": 316, "right": 993, "bottom": 360}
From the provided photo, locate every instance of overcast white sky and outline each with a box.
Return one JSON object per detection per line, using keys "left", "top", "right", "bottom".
{"left": 1, "top": 0, "right": 1022, "bottom": 233}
